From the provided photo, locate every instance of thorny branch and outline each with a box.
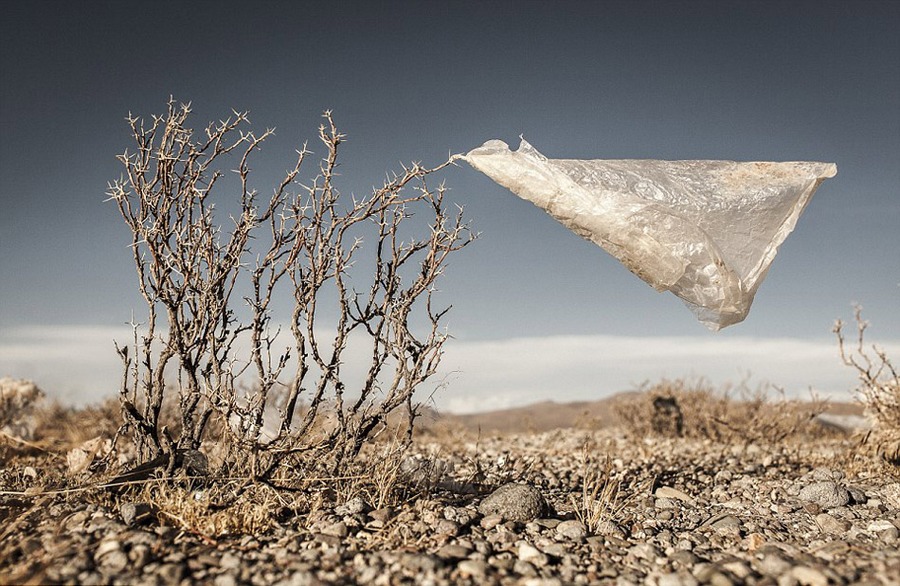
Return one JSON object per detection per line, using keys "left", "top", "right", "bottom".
{"left": 107, "top": 99, "right": 475, "bottom": 476}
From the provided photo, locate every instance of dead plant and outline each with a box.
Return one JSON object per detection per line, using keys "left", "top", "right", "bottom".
{"left": 835, "top": 306, "right": 900, "bottom": 465}
{"left": 569, "top": 442, "right": 628, "bottom": 535}
{"left": 106, "top": 99, "right": 474, "bottom": 478}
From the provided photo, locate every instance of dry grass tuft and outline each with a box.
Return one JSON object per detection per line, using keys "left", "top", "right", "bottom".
{"left": 139, "top": 479, "right": 287, "bottom": 538}
{"left": 569, "top": 440, "right": 632, "bottom": 534}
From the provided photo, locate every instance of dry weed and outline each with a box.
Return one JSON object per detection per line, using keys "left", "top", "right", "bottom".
{"left": 569, "top": 440, "right": 631, "bottom": 535}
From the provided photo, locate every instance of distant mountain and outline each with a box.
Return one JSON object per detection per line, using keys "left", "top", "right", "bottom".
{"left": 422, "top": 392, "right": 863, "bottom": 435}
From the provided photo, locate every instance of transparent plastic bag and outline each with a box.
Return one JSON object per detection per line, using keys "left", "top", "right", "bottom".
{"left": 464, "top": 139, "right": 836, "bottom": 330}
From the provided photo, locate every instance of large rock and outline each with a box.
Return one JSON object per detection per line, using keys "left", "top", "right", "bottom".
{"left": 478, "top": 483, "right": 547, "bottom": 523}
{"left": 798, "top": 481, "right": 850, "bottom": 509}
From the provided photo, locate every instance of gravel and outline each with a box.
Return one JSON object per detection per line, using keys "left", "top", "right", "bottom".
{"left": 2, "top": 428, "right": 899, "bottom": 584}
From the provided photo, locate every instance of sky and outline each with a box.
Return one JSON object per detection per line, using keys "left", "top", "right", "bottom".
{"left": 1, "top": 1, "right": 898, "bottom": 413}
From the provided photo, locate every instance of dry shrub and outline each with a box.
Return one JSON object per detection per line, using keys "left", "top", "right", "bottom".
{"left": 835, "top": 306, "right": 900, "bottom": 465}
{"left": 107, "top": 99, "right": 474, "bottom": 478}
{"left": 614, "top": 377, "right": 827, "bottom": 446}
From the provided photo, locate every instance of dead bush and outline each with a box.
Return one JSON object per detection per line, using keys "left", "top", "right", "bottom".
{"left": 107, "top": 99, "right": 474, "bottom": 479}
{"left": 835, "top": 306, "right": 900, "bottom": 465}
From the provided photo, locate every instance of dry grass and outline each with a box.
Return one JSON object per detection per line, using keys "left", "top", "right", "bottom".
{"left": 569, "top": 443, "right": 628, "bottom": 534}
{"left": 133, "top": 478, "right": 291, "bottom": 538}
{"left": 613, "top": 377, "right": 829, "bottom": 447}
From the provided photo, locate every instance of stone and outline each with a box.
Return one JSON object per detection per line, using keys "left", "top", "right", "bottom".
{"left": 321, "top": 521, "right": 348, "bottom": 539}
{"left": 595, "top": 519, "right": 624, "bottom": 537}
{"left": 214, "top": 574, "right": 238, "bottom": 586}
{"left": 478, "top": 483, "right": 547, "bottom": 523}
{"left": 710, "top": 515, "right": 742, "bottom": 536}
{"left": 98, "top": 550, "right": 129, "bottom": 574}
{"left": 434, "top": 518, "right": 460, "bottom": 536}
{"left": 814, "top": 513, "right": 851, "bottom": 535}
{"left": 669, "top": 551, "right": 699, "bottom": 567}
{"left": 480, "top": 514, "right": 504, "bottom": 530}
{"left": 656, "top": 486, "right": 696, "bottom": 505}
{"left": 555, "top": 519, "right": 587, "bottom": 541}
{"left": 628, "top": 542, "right": 661, "bottom": 561}
{"left": 335, "top": 496, "right": 367, "bottom": 516}
{"left": 658, "top": 572, "right": 698, "bottom": 586}
{"left": 457, "top": 559, "right": 488, "bottom": 578}
{"left": 400, "top": 553, "right": 442, "bottom": 573}
{"left": 436, "top": 544, "right": 471, "bottom": 560}
{"left": 798, "top": 481, "right": 850, "bottom": 509}
{"left": 868, "top": 520, "right": 899, "bottom": 543}
{"left": 156, "top": 563, "right": 186, "bottom": 585}
{"left": 517, "top": 542, "right": 546, "bottom": 564}
{"left": 120, "top": 502, "right": 159, "bottom": 526}
{"left": 513, "top": 559, "right": 539, "bottom": 576}
{"left": 540, "top": 542, "right": 566, "bottom": 558}
{"left": 219, "top": 552, "right": 241, "bottom": 570}
{"left": 719, "top": 560, "right": 751, "bottom": 579}
{"left": 790, "top": 565, "right": 829, "bottom": 586}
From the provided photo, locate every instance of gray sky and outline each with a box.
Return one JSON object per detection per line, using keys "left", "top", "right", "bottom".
{"left": 1, "top": 1, "right": 898, "bottom": 411}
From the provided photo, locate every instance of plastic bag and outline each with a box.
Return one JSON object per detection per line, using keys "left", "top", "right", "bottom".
{"left": 464, "top": 139, "right": 836, "bottom": 330}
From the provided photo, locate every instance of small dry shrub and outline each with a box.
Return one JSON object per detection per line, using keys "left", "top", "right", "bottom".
{"left": 835, "top": 306, "right": 900, "bottom": 465}
{"left": 614, "top": 378, "right": 827, "bottom": 446}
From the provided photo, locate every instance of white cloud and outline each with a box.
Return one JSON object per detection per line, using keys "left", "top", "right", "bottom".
{"left": 438, "top": 334, "right": 900, "bottom": 413}
{"left": 0, "top": 325, "right": 133, "bottom": 404}
{"left": 2, "top": 325, "right": 897, "bottom": 413}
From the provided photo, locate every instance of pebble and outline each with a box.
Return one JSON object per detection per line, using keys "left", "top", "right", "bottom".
{"left": 321, "top": 521, "right": 348, "bottom": 538}
{"left": 480, "top": 514, "right": 503, "bottom": 530}
{"left": 758, "top": 552, "right": 793, "bottom": 576}
{"left": 656, "top": 486, "right": 695, "bottom": 505}
{"left": 457, "top": 559, "right": 488, "bottom": 578}
{"left": 814, "top": 513, "right": 851, "bottom": 535}
{"left": 335, "top": 497, "right": 367, "bottom": 516}
{"left": 368, "top": 507, "right": 393, "bottom": 523}
{"left": 669, "top": 550, "right": 699, "bottom": 567}
{"left": 517, "top": 542, "right": 546, "bottom": 564}
{"left": 555, "top": 519, "right": 586, "bottom": 541}
{"left": 220, "top": 552, "right": 241, "bottom": 570}
{"left": 120, "top": 502, "right": 159, "bottom": 526}
{"left": 6, "top": 425, "right": 900, "bottom": 586}
{"left": 214, "top": 574, "right": 238, "bottom": 586}
{"left": 436, "top": 544, "right": 470, "bottom": 559}
{"left": 790, "top": 565, "right": 829, "bottom": 586}
{"left": 657, "top": 571, "right": 698, "bottom": 586}
{"left": 710, "top": 515, "right": 742, "bottom": 536}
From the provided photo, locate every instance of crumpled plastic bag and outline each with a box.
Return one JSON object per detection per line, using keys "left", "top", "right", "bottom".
{"left": 464, "top": 139, "right": 837, "bottom": 330}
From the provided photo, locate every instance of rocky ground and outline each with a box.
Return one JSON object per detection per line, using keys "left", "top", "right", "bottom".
{"left": 2, "top": 422, "right": 899, "bottom": 585}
